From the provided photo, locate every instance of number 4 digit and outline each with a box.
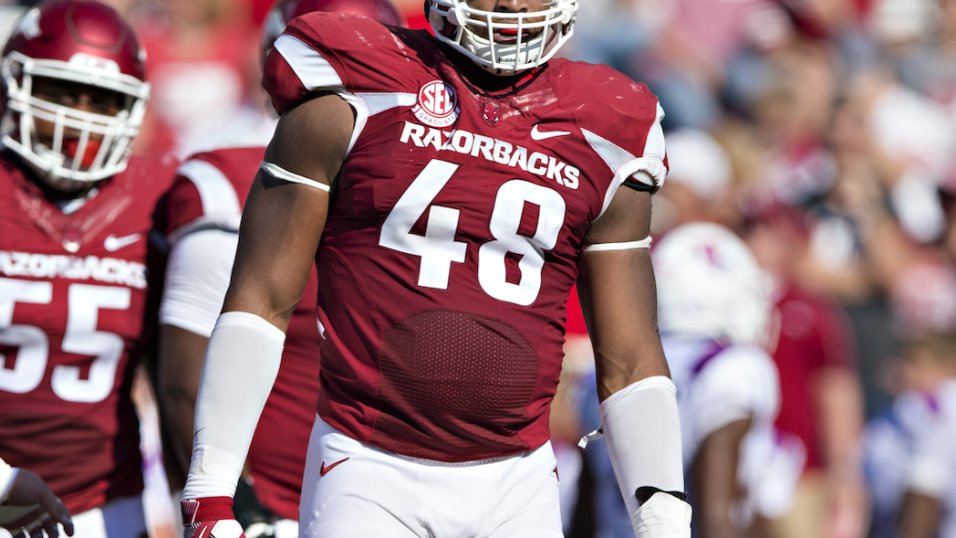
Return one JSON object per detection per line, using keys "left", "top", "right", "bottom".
{"left": 379, "top": 160, "right": 467, "bottom": 289}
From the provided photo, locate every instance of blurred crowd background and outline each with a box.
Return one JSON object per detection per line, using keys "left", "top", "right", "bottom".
{"left": 1, "top": 0, "right": 955, "bottom": 536}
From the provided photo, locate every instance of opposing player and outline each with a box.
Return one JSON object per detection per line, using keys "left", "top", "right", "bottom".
{"left": 653, "top": 223, "right": 801, "bottom": 535}
{"left": 180, "top": 1, "right": 691, "bottom": 537}
{"left": 0, "top": 1, "right": 177, "bottom": 536}
{"left": 158, "top": 1, "right": 402, "bottom": 536}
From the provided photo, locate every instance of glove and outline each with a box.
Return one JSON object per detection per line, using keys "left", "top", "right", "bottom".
{"left": 631, "top": 488, "right": 692, "bottom": 538}
{"left": 1, "top": 468, "right": 74, "bottom": 537}
{"left": 182, "top": 497, "right": 246, "bottom": 538}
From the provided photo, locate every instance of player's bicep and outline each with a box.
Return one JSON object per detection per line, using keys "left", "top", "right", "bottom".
{"left": 223, "top": 94, "right": 354, "bottom": 328}
{"left": 577, "top": 188, "right": 667, "bottom": 400}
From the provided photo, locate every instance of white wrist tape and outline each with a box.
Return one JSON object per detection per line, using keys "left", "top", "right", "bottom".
{"left": 600, "top": 376, "right": 686, "bottom": 528}
{"left": 0, "top": 458, "right": 16, "bottom": 504}
{"left": 182, "top": 312, "right": 285, "bottom": 499}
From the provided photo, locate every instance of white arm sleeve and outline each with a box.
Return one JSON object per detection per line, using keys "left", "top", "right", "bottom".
{"left": 160, "top": 230, "right": 239, "bottom": 338}
{"left": 0, "top": 457, "right": 15, "bottom": 504}
{"left": 181, "top": 312, "right": 284, "bottom": 499}
{"left": 601, "top": 376, "right": 690, "bottom": 537}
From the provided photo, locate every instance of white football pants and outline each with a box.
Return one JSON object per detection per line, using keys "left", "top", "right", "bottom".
{"left": 299, "top": 417, "right": 563, "bottom": 538}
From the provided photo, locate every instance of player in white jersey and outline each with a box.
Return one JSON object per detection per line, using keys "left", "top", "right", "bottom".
{"left": 869, "top": 331, "right": 956, "bottom": 538}
{"left": 653, "top": 223, "right": 801, "bottom": 535}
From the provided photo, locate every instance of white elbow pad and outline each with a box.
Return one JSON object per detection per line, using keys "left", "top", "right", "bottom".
{"left": 600, "top": 376, "right": 690, "bottom": 537}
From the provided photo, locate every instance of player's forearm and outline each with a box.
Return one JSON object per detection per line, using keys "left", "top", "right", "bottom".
{"left": 158, "top": 324, "right": 209, "bottom": 482}
{"left": 182, "top": 312, "right": 284, "bottom": 499}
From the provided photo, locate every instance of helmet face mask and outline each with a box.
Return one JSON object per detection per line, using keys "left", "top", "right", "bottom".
{"left": 0, "top": 2, "right": 149, "bottom": 191}
{"left": 427, "top": 0, "right": 578, "bottom": 75}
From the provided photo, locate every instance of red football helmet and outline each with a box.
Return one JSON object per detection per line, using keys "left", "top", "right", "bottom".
{"left": 0, "top": 0, "right": 149, "bottom": 188}
{"left": 262, "top": 0, "right": 404, "bottom": 58}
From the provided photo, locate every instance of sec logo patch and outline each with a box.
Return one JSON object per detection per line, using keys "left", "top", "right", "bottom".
{"left": 413, "top": 80, "right": 459, "bottom": 127}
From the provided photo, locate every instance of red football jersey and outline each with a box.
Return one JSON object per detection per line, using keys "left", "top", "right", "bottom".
{"left": 166, "top": 147, "right": 322, "bottom": 521}
{"left": 0, "top": 152, "right": 177, "bottom": 514}
{"left": 264, "top": 13, "right": 666, "bottom": 461}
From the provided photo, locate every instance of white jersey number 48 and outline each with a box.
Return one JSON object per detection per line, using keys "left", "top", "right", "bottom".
{"left": 379, "top": 159, "right": 566, "bottom": 306}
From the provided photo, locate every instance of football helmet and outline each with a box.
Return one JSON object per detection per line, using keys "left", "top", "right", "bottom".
{"left": 425, "top": 0, "right": 578, "bottom": 74}
{"left": 262, "top": 0, "right": 403, "bottom": 57}
{"left": 653, "top": 223, "right": 774, "bottom": 346}
{"left": 0, "top": 0, "right": 149, "bottom": 188}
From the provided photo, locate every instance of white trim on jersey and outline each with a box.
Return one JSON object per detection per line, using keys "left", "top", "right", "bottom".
{"left": 260, "top": 161, "right": 331, "bottom": 192}
{"left": 583, "top": 102, "right": 667, "bottom": 217}
{"left": 274, "top": 34, "right": 344, "bottom": 90}
{"left": 177, "top": 159, "right": 243, "bottom": 221}
{"left": 273, "top": 34, "right": 416, "bottom": 157}
{"left": 357, "top": 92, "right": 418, "bottom": 116}
{"left": 582, "top": 236, "right": 652, "bottom": 252}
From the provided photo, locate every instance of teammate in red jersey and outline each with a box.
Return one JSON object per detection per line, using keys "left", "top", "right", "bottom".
{"left": 159, "top": 4, "right": 402, "bottom": 537}
{"left": 180, "top": 1, "right": 690, "bottom": 537}
{"left": 0, "top": 1, "right": 178, "bottom": 536}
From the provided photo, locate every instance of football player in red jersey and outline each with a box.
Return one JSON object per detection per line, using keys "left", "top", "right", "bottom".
{"left": 0, "top": 1, "right": 178, "bottom": 537}
{"left": 158, "top": 2, "right": 402, "bottom": 537}
{"left": 179, "top": 1, "right": 691, "bottom": 537}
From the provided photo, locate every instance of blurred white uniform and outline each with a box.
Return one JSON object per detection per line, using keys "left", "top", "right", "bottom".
{"left": 906, "top": 381, "right": 956, "bottom": 536}
{"left": 654, "top": 223, "right": 803, "bottom": 524}
{"left": 864, "top": 390, "right": 938, "bottom": 538}
{"left": 662, "top": 336, "right": 803, "bottom": 521}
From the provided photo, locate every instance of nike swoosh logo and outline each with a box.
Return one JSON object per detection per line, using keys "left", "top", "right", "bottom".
{"left": 319, "top": 457, "right": 350, "bottom": 477}
{"left": 103, "top": 233, "right": 142, "bottom": 252}
{"left": 531, "top": 124, "right": 571, "bottom": 141}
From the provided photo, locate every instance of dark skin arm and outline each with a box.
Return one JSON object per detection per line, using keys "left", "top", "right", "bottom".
{"left": 692, "top": 418, "right": 752, "bottom": 538}
{"left": 158, "top": 93, "right": 353, "bottom": 490}
{"left": 899, "top": 492, "right": 942, "bottom": 538}
{"left": 576, "top": 187, "right": 670, "bottom": 400}
{"left": 157, "top": 324, "right": 209, "bottom": 491}
{"left": 222, "top": 92, "right": 353, "bottom": 326}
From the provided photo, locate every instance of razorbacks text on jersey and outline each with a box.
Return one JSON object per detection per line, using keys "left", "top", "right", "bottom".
{"left": 163, "top": 147, "right": 322, "bottom": 521}
{"left": 0, "top": 151, "right": 177, "bottom": 514}
{"left": 263, "top": 12, "right": 667, "bottom": 462}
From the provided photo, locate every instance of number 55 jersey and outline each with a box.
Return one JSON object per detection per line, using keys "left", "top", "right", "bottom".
{"left": 0, "top": 152, "right": 177, "bottom": 515}
{"left": 265, "top": 12, "right": 667, "bottom": 462}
